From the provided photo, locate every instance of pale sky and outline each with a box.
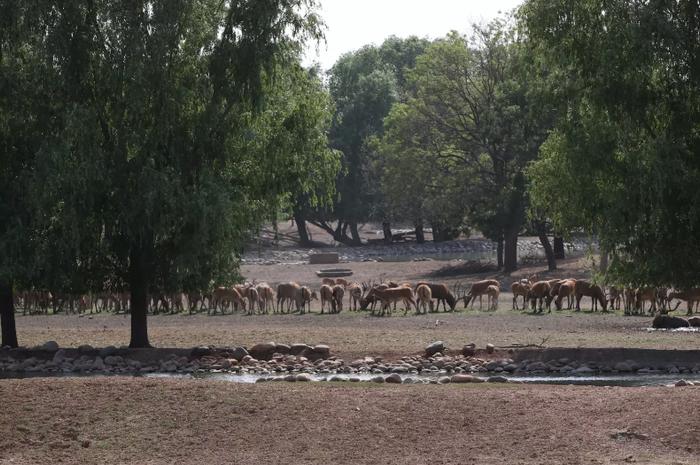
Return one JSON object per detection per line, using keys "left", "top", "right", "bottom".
{"left": 303, "top": 0, "right": 524, "bottom": 70}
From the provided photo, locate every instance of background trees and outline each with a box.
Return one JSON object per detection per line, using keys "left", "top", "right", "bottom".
{"left": 522, "top": 0, "right": 700, "bottom": 286}
{"left": 376, "top": 22, "right": 553, "bottom": 270}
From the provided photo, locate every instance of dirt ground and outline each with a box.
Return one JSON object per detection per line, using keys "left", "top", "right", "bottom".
{"left": 1, "top": 377, "right": 698, "bottom": 465}
{"left": 239, "top": 255, "right": 595, "bottom": 288}
{"left": 14, "top": 310, "right": 697, "bottom": 361}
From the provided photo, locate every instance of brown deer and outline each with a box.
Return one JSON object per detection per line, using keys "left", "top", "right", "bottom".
{"left": 415, "top": 282, "right": 457, "bottom": 311}
{"left": 463, "top": 280, "right": 500, "bottom": 310}
{"left": 574, "top": 280, "right": 607, "bottom": 312}
{"left": 415, "top": 284, "right": 433, "bottom": 314}
{"left": 365, "top": 286, "right": 416, "bottom": 316}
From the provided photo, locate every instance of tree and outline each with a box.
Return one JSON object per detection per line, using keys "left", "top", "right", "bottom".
{"left": 3, "top": 0, "right": 327, "bottom": 347}
{"left": 378, "top": 21, "right": 552, "bottom": 270}
{"left": 308, "top": 36, "right": 431, "bottom": 246}
{"left": 522, "top": 0, "right": 700, "bottom": 286}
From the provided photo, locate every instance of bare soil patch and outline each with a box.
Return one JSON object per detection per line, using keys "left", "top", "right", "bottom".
{"left": 1, "top": 377, "right": 697, "bottom": 465}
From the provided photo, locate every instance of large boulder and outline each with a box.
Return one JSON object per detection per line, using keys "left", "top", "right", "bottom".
{"left": 230, "top": 347, "right": 249, "bottom": 362}
{"left": 191, "top": 346, "right": 213, "bottom": 357}
{"left": 249, "top": 342, "right": 277, "bottom": 360}
{"left": 652, "top": 315, "right": 690, "bottom": 329}
{"left": 385, "top": 373, "right": 402, "bottom": 384}
{"left": 451, "top": 374, "right": 484, "bottom": 383}
{"left": 461, "top": 343, "right": 476, "bottom": 357}
{"left": 425, "top": 341, "right": 445, "bottom": 357}
{"left": 40, "top": 341, "right": 59, "bottom": 352}
{"left": 290, "top": 343, "right": 312, "bottom": 356}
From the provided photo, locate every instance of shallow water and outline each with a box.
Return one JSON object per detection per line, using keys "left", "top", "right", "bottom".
{"left": 3, "top": 371, "right": 700, "bottom": 387}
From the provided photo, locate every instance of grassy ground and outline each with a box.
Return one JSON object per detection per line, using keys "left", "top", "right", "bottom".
{"left": 1, "top": 377, "right": 697, "bottom": 465}
{"left": 13, "top": 306, "right": 695, "bottom": 360}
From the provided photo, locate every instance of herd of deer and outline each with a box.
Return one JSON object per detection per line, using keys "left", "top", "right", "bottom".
{"left": 510, "top": 276, "right": 700, "bottom": 315}
{"left": 15, "top": 276, "right": 699, "bottom": 317}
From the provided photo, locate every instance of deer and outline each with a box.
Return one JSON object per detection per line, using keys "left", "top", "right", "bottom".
{"left": 256, "top": 283, "right": 274, "bottom": 314}
{"left": 554, "top": 279, "right": 576, "bottom": 311}
{"left": 527, "top": 281, "right": 551, "bottom": 313}
{"left": 335, "top": 278, "right": 349, "bottom": 288}
{"left": 574, "top": 280, "right": 607, "bottom": 312}
{"left": 210, "top": 287, "right": 246, "bottom": 315}
{"left": 364, "top": 286, "right": 416, "bottom": 316}
{"left": 321, "top": 278, "right": 336, "bottom": 287}
{"left": 414, "top": 282, "right": 457, "bottom": 311}
{"left": 295, "top": 286, "right": 316, "bottom": 314}
{"left": 463, "top": 280, "right": 500, "bottom": 310}
{"left": 245, "top": 286, "right": 261, "bottom": 315}
{"left": 319, "top": 284, "right": 334, "bottom": 314}
{"left": 415, "top": 284, "right": 433, "bottom": 314}
{"left": 347, "top": 283, "right": 363, "bottom": 311}
{"left": 332, "top": 285, "right": 345, "bottom": 313}
{"left": 511, "top": 280, "right": 531, "bottom": 310}
{"left": 667, "top": 288, "right": 700, "bottom": 315}
{"left": 607, "top": 286, "right": 623, "bottom": 311}
{"left": 486, "top": 284, "right": 500, "bottom": 311}
{"left": 634, "top": 287, "right": 657, "bottom": 314}
{"left": 276, "top": 282, "right": 301, "bottom": 314}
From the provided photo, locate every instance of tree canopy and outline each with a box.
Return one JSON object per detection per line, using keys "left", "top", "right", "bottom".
{"left": 522, "top": 0, "right": 700, "bottom": 286}
{"left": 0, "top": 0, "right": 334, "bottom": 347}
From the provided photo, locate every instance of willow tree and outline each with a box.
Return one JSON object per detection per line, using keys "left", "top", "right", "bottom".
{"left": 1, "top": 0, "right": 329, "bottom": 348}
{"left": 523, "top": 0, "right": 700, "bottom": 286}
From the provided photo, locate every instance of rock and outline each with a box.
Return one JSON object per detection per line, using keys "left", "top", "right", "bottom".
{"left": 241, "top": 355, "right": 254, "bottom": 364}
{"left": 371, "top": 376, "right": 385, "bottom": 383}
{"left": 284, "top": 374, "right": 297, "bottom": 382}
{"left": 525, "top": 362, "right": 549, "bottom": 372}
{"left": 438, "top": 376, "right": 451, "bottom": 384}
{"left": 425, "top": 341, "right": 445, "bottom": 357}
{"left": 249, "top": 342, "right": 277, "bottom": 360}
{"left": 487, "top": 376, "right": 508, "bottom": 383}
{"left": 230, "top": 347, "right": 249, "bottom": 361}
{"left": 688, "top": 317, "right": 700, "bottom": 327}
{"left": 40, "top": 341, "right": 59, "bottom": 352}
{"left": 191, "top": 346, "right": 212, "bottom": 357}
{"left": 573, "top": 366, "right": 595, "bottom": 374}
{"left": 93, "top": 357, "right": 105, "bottom": 370}
{"left": 52, "top": 349, "right": 67, "bottom": 364}
{"left": 652, "top": 314, "right": 690, "bottom": 329}
{"left": 450, "top": 374, "right": 484, "bottom": 383}
{"left": 290, "top": 343, "right": 312, "bottom": 356}
{"left": 675, "top": 379, "right": 694, "bottom": 387}
{"left": 99, "top": 346, "right": 118, "bottom": 357}
{"left": 385, "top": 373, "right": 402, "bottom": 384}
{"left": 78, "top": 344, "right": 94, "bottom": 353}
{"left": 614, "top": 362, "right": 633, "bottom": 372}
{"left": 462, "top": 344, "right": 476, "bottom": 357}
{"left": 104, "top": 355, "right": 123, "bottom": 366}
{"left": 485, "top": 343, "right": 495, "bottom": 354}
{"left": 311, "top": 345, "right": 330, "bottom": 358}
{"left": 295, "top": 373, "right": 313, "bottom": 382}
{"left": 275, "top": 344, "right": 291, "bottom": 354}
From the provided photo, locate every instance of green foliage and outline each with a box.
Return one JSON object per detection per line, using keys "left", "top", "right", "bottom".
{"left": 0, "top": 0, "right": 331, "bottom": 295}
{"left": 522, "top": 0, "right": 700, "bottom": 286}
{"left": 376, "top": 20, "right": 552, "bottom": 259}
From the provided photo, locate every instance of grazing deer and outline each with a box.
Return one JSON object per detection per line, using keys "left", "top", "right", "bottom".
{"left": 332, "top": 285, "right": 345, "bottom": 313}
{"left": 415, "top": 284, "right": 433, "bottom": 314}
{"left": 319, "top": 284, "right": 334, "bottom": 314}
{"left": 276, "top": 282, "right": 301, "bottom": 313}
{"left": 415, "top": 282, "right": 457, "bottom": 312}
{"left": 365, "top": 286, "right": 416, "bottom": 316}
{"left": 463, "top": 280, "right": 500, "bottom": 310}
{"left": 574, "top": 280, "right": 607, "bottom": 312}
{"left": 527, "top": 281, "right": 551, "bottom": 313}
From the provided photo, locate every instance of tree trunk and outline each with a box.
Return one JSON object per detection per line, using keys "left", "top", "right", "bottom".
{"left": 496, "top": 237, "right": 504, "bottom": 270}
{"left": 535, "top": 221, "right": 557, "bottom": 271}
{"left": 293, "top": 210, "right": 311, "bottom": 247}
{"left": 599, "top": 246, "right": 609, "bottom": 273}
{"left": 0, "top": 280, "right": 18, "bottom": 348}
{"left": 129, "top": 247, "right": 152, "bottom": 348}
{"left": 553, "top": 236, "right": 565, "bottom": 259}
{"left": 349, "top": 221, "right": 362, "bottom": 246}
{"left": 414, "top": 221, "right": 425, "bottom": 244}
{"left": 504, "top": 229, "right": 518, "bottom": 272}
{"left": 382, "top": 222, "right": 392, "bottom": 244}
